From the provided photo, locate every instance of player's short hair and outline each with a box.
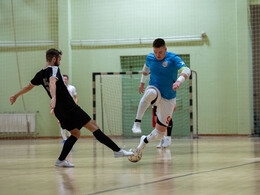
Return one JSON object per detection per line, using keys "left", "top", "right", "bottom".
{"left": 46, "top": 48, "right": 62, "bottom": 62}
{"left": 153, "top": 38, "right": 166, "bottom": 48}
{"left": 63, "top": 74, "right": 69, "bottom": 79}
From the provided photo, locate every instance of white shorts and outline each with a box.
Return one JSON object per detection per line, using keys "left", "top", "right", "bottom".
{"left": 146, "top": 85, "right": 176, "bottom": 126}
{"left": 156, "top": 97, "right": 176, "bottom": 126}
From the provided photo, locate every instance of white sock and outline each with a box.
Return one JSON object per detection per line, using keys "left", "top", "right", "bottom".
{"left": 136, "top": 98, "right": 151, "bottom": 120}
{"left": 147, "top": 129, "right": 164, "bottom": 142}
{"left": 60, "top": 128, "right": 67, "bottom": 140}
{"left": 136, "top": 88, "right": 157, "bottom": 120}
{"left": 137, "top": 137, "right": 146, "bottom": 150}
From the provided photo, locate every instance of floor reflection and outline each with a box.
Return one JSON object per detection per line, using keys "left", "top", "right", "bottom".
{"left": 156, "top": 148, "right": 172, "bottom": 162}
{"left": 55, "top": 153, "right": 78, "bottom": 195}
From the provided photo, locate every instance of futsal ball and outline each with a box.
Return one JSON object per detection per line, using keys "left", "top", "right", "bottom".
{"left": 128, "top": 148, "right": 142, "bottom": 163}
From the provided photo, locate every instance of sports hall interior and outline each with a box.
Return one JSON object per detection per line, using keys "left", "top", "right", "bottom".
{"left": 0, "top": 0, "right": 260, "bottom": 195}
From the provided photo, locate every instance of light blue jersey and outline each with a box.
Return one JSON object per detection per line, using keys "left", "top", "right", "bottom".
{"left": 146, "top": 51, "right": 186, "bottom": 99}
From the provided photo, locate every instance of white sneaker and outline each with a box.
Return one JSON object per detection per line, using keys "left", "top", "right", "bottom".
{"left": 161, "top": 136, "right": 171, "bottom": 148}
{"left": 114, "top": 148, "right": 134, "bottom": 158}
{"left": 55, "top": 159, "right": 75, "bottom": 167}
{"left": 156, "top": 139, "right": 164, "bottom": 148}
{"left": 137, "top": 135, "right": 146, "bottom": 152}
{"left": 132, "top": 122, "right": 142, "bottom": 134}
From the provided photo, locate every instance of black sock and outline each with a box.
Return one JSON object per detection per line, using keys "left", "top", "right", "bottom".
{"left": 58, "top": 135, "right": 78, "bottom": 161}
{"left": 167, "top": 119, "right": 173, "bottom": 136}
{"left": 135, "top": 119, "right": 141, "bottom": 122}
{"left": 93, "top": 129, "right": 120, "bottom": 152}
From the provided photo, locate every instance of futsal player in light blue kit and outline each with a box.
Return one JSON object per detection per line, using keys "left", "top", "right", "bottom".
{"left": 131, "top": 38, "right": 191, "bottom": 154}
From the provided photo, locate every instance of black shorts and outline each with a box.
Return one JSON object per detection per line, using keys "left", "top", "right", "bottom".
{"left": 54, "top": 105, "right": 91, "bottom": 131}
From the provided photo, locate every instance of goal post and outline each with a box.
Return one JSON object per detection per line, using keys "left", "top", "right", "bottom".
{"left": 92, "top": 71, "right": 198, "bottom": 138}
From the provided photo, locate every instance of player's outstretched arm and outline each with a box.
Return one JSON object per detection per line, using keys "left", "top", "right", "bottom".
{"left": 172, "top": 67, "right": 191, "bottom": 91}
{"left": 139, "top": 81, "right": 146, "bottom": 94}
{"left": 10, "top": 83, "right": 34, "bottom": 105}
{"left": 139, "top": 64, "right": 150, "bottom": 94}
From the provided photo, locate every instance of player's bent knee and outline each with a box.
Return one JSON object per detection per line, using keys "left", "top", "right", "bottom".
{"left": 70, "top": 129, "right": 81, "bottom": 138}
{"left": 143, "top": 88, "right": 157, "bottom": 103}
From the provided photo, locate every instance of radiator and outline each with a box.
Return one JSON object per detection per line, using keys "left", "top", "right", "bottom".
{"left": 0, "top": 113, "right": 35, "bottom": 133}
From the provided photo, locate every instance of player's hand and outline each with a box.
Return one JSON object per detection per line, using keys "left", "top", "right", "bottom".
{"left": 172, "top": 81, "right": 181, "bottom": 91}
{"left": 50, "top": 109, "right": 54, "bottom": 115}
{"left": 10, "top": 95, "right": 17, "bottom": 105}
{"left": 50, "top": 97, "right": 56, "bottom": 109}
{"left": 139, "top": 83, "right": 145, "bottom": 94}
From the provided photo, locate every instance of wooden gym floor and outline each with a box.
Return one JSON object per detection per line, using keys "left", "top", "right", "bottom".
{"left": 0, "top": 136, "right": 259, "bottom": 195}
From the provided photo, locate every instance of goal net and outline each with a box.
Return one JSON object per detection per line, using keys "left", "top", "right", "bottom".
{"left": 93, "top": 71, "right": 197, "bottom": 138}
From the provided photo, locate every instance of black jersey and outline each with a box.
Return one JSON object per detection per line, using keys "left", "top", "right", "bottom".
{"left": 30, "top": 66, "right": 76, "bottom": 111}
{"left": 30, "top": 66, "right": 91, "bottom": 130}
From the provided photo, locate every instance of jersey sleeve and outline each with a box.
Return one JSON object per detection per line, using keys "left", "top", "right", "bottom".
{"left": 50, "top": 66, "right": 59, "bottom": 80}
{"left": 30, "top": 72, "right": 42, "bottom": 86}
{"left": 145, "top": 53, "right": 153, "bottom": 68}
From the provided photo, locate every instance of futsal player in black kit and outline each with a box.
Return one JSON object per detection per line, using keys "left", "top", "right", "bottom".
{"left": 10, "top": 48, "right": 133, "bottom": 167}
